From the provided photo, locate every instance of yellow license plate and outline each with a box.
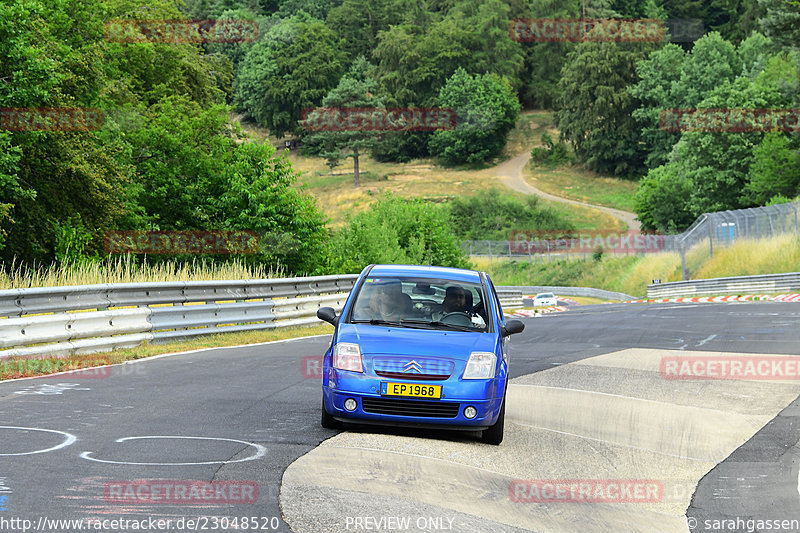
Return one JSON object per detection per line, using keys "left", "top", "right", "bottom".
{"left": 382, "top": 382, "right": 441, "bottom": 399}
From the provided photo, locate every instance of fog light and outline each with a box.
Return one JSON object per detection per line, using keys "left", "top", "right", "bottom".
{"left": 344, "top": 398, "right": 358, "bottom": 411}
{"left": 464, "top": 406, "right": 477, "bottom": 419}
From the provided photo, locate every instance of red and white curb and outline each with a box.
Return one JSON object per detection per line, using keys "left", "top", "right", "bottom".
{"left": 508, "top": 306, "right": 568, "bottom": 317}
{"left": 621, "top": 294, "right": 800, "bottom": 304}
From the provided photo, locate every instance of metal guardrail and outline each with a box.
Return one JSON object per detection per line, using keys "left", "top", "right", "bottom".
{"left": 647, "top": 272, "right": 800, "bottom": 298}
{"left": 502, "top": 286, "right": 637, "bottom": 302}
{"left": 0, "top": 275, "right": 527, "bottom": 358}
{"left": 0, "top": 275, "right": 359, "bottom": 359}
{"left": 495, "top": 288, "right": 523, "bottom": 310}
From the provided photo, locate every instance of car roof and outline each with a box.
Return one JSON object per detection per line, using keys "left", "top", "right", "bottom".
{"left": 365, "top": 264, "right": 483, "bottom": 284}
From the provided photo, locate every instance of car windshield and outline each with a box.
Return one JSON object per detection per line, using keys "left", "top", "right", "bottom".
{"left": 349, "top": 276, "right": 490, "bottom": 332}
{"left": 538, "top": 293, "right": 555, "bottom": 299}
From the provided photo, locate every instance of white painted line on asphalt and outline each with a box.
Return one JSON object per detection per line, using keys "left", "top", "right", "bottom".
{"left": 696, "top": 334, "right": 717, "bottom": 347}
{"left": 0, "top": 333, "right": 333, "bottom": 385}
{"left": 79, "top": 435, "right": 267, "bottom": 466}
{"left": 123, "top": 334, "right": 332, "bottom": 365}
{"left": 0, "top": 426, "right": 77, "bottom": 456}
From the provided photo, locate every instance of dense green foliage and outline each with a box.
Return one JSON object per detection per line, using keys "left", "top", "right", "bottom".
{"left": 326, "top": 193, "right": 470, "bottom": 273}
{"left": 0, "top": 0, "right": 328, "bottom": 274}
{"left": 3, "top": 0, "right": 800, "bottom": 278}
{"left": 428, "top": 69, "right": 520, "bottom": 165}
{"left": 448, "top": 188, "right": 574, "bottom": 241}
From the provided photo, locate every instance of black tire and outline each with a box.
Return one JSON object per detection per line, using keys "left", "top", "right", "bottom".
{"left": 481, "top": 395, "right": 505, "bottom": 445}
{"left": 321, "top": 398, "right": 341, "bottom": 429}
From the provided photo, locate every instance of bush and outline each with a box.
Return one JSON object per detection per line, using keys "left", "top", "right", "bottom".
{"left": 326, "top": 193, "right": 470, "bottom": 273}
{"left": 448, "top": 188, "right": 574, "bottom": 241}
{"left": 530, "top": 133, "right": 572, "bottom": 167}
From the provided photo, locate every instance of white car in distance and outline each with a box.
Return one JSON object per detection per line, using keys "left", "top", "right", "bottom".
{"left": 532, "top": 292, "right": 558, "bottom": 307}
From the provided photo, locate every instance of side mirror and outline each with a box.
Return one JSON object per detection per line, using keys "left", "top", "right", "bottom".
{"left": 502, "top": 320, "right": 525, "bottom": 337}
{"left": 317, "top": 307, "right": 338, "bottom": 326}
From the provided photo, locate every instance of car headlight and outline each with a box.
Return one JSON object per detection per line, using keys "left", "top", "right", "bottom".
{"left": 463, "top": 351, "right": 497, "bottom": 379}
{"left": 333, "top": 343, "right": 363, "bottom": 373}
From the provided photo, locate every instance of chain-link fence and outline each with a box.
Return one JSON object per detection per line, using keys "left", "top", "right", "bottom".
{"left": 463, "top": 201, "right": 800, "bottom": 279}
{"left": 663, "top": 201, "right": 800, "bottom": 279}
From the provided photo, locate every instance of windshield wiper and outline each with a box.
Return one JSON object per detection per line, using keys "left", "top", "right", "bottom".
{"left": 400, "top": 319, "right": 476, "bottom": 332}
{"left": 351, "top": 319, "right": 425, "bottom": 329}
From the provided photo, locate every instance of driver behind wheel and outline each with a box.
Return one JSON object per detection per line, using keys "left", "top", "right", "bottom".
{"left": 433, "top": 286, "right": 468, "bottom": 321}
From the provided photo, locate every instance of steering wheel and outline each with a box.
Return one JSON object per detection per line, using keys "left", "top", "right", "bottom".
{"left": 439, "top": 312, "right": 473, "bottom": 327}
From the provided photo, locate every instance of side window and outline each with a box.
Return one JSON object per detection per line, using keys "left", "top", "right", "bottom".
{"left": 486, "top": 276, "right": 503, "bottom": 326}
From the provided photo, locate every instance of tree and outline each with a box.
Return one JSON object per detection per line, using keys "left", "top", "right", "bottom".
{"left": 235, "top": 13, "right": 346, "bottom": 136}
{"left": 557, "top": 41, "right": 657, "bottom": 177}
{"left": 758, "top": 0, "right": 800, "bottom": 48}
{"left": 634, "top": 161, "right": 697, "bottom": 232}
{"left": 630, "top": 32, "right": 774, "bottom": 170}
{"left": 215, "top": 141, "right": 329, "bottom": 274}
{"left": 745, "top": 132, "right": 800, "bottom": 204}
{"left": 428, "top": 69, "right": 520, "bottom": 165}
{"left": 301, "top": 57, "right": 383, "bottom": 187}
{"left": 326, "top": 0, "right": 405, "bottom": 60}
{"left": 630, "top": 43, "right": 686, "bottom": 169}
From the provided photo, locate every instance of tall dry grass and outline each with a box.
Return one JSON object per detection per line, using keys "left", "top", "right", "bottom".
{"left": 0, "top": 256, "right": 285, "bottom": 289}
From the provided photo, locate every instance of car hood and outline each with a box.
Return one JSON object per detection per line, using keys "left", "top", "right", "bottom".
{"left": 336, "top": 323, "right": 497, "bottom": 360}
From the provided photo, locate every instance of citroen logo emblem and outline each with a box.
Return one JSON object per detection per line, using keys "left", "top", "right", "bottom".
{"left": 403, "top": 360, "right": 422, "bottom": 373}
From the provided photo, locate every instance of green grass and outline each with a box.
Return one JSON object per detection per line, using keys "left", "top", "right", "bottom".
{"left": 524, "top": 163, "right": 639, "bottom": 212}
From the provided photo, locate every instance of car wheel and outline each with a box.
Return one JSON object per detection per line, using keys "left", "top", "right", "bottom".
{"left": 321, "top": 398, "right": 341, "bottom": 429}
{"left": 481, "top": 395, "right": 505, "bottom": 445}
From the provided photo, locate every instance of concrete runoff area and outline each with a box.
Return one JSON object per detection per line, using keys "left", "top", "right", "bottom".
{"left": 280, "top": 348, "right": 800, "bottom": 532}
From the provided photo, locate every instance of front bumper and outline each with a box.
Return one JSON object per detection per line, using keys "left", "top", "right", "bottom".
{"left": 324, "top": 370, "right": 504, "bottom": 428}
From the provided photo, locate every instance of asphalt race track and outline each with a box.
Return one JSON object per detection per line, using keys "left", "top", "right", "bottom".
{"left": 1, "top": 301, "right": 799, "bottom": 532}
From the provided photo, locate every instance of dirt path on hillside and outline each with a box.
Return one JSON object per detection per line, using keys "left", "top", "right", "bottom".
{"left": 492, "top": 151, "right": 641, "bottom": 231}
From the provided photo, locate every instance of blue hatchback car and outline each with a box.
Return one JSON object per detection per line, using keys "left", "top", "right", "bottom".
{"left": 316, "top": 264, "right": 525, "bottom": 445}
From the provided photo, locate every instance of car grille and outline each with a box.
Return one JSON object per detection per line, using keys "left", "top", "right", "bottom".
{"left": 372, "top": 357, "right": 454, "bottom": 380}
{"left": 361, "top": 398, "right": 460, "bottom": 418}
{"left": 375, "top": 370, "right": 449, "bottom": 381}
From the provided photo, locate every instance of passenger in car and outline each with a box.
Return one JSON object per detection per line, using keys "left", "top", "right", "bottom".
{"left": 368, "top": 280, "right": 412, "bottom": 321}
